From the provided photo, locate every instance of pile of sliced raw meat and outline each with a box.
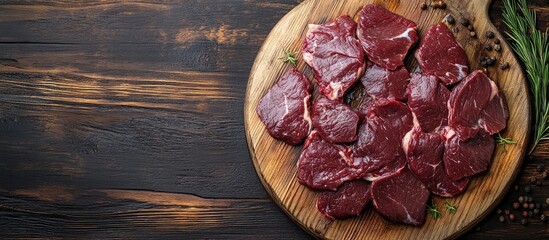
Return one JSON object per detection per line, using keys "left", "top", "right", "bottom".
{"left": 256, "top": 4, "right": 509, "bottom": 226}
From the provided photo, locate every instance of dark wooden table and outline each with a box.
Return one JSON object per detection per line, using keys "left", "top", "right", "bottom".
{"left": 0, "top": 0, "right": 547, "bottom": 239}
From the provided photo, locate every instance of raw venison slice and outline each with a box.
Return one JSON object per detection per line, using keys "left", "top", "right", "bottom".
{"left": 404, "top": 127, "right": 469, "bottom": 197}
{"left": 297, "top": 131, "right": 358, "bottom": 191}
{"left": 478, "top": 91, "right": 510, "bottom": 135}
{"left": 357, "top": 4, "right": 418, "bottom": 70}
{"left": 407, "top": 73, "right": 450, "bottom": 132}
{"left": 311, "top": 97, "right": 359, "bottom": 143}
{"left": 350, "top": 99, "right": 413, "bottom": 178}
{"left": 443, "top": 128, "right": 495, "bottom": 181}
{"left": 303, "top": 15, "right": 366, "bottom": 100}
{"left": 448, "top": 70, "right": 508, "bottom": 141}
{"left": 317, "top": 180, "right": 372, "bottom": 221}
{"left": 415, "top": 23, "right": 469, "bottom": 85}
{"left": 371, "top": 167, "right": 430, "bottom": 226}
{"left": 360, "top": 61, "right": 410, "bottom": 101}
{"left": 256, "top": 68, "right": 312, "bottom": 145}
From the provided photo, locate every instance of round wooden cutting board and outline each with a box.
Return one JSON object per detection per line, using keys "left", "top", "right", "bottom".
{"left": 244, "top": 0, "right": 530, "bottom": 239}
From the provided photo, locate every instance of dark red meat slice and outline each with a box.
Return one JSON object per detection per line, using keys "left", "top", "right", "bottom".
{"left": 448, "top": 70, "right": 508, "bottom": 141}
{"left": 415, "top": 23, "right": 469, "bottom": 85}
{"left": 360, "top": 61, "right": 410, "bottom": 101}
{"left": 311, "top": 96, "right": 359, "bottom": 143}
{"left": 371, "top": 167, "right": 430, "bottom": 226}
{"left": 297, "top": 131, "right": 358, "bottom": 191}
{"left": 404, "top": 127, "right": 469, "bottom": 197}
{"left": 407, "top": 73, "right": 450, "bottom": 132}
{"left": 351, "top": 99, "right": 413, "bottom": 178}
{"left": 317, "top": 180, "right": 372, "bottom": 221}
{"left": 303, "top": 15, "right": 365, "bottom": 100}
{"left": 443, "top": 128, "right": 495, "bottom": 181}
{"left": 256, "top": 68, "right": 312, "bottom": 145}
{"left": 478, "top": 91, "right": 510, "bottom": 135}
{"left": 357, "top": 4, "right": 418, "bottom": 70}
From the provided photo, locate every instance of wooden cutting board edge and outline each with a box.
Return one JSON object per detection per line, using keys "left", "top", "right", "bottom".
{"left": 243, "top": 0, "right": 531, "bottom": 239}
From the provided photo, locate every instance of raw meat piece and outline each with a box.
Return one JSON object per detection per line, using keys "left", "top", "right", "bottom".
{"left": 415, "top": 23, "right": 469, "bottom": 85}
{"left": 297, "top": 131, "right": 358, "bottom": 191}
{"left": 371, "top": 167, "right": 430, "bottom": 226}
{"left": 303, "top": 15, "right": 366, "bottom": 100}
{"left": 350, "top": 99, "right": 412, "bottom": 178}
{"left": 443, "top": 128, "right": 495, "bottom": 181}
{"left": 357, "top": 4, "right": 418, "bottom": 70}
{"left": 317, "top": 180, "right": 372, "bottom": 221}
{"left": 404, "top": 127, "right": 469, "bottom": 197}
{"left": 448, "top": 70, "right": 508, "bottom": 141}
{"left": 360, "top": 61, "right": 410, "bottom": 101}
{"left": 407, "top": 73, "right": 450, "bottom": 132}
{"left": 311, "top": 96, "right": 359, "bottom": 143}
{"left": 256, "top": 68, "right": 312, "bottom": 145}
{"left": 478, "top": 91, "right": 510, "bottom": 135}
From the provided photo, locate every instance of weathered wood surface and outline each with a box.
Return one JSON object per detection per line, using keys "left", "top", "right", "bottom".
{"left": 0, "top": 0, "right": 547, "bottom": 239}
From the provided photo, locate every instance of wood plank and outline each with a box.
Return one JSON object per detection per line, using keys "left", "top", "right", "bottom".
{"left": 245, "top": 0, "right": 530, "bottom": 239}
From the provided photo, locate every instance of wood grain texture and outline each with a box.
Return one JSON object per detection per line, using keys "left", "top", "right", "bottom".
{"left": 0, "top": 0, "right": 547, "bottom": 239}
{"left": 245, "top": 0, "right": 530, "bottom": 239}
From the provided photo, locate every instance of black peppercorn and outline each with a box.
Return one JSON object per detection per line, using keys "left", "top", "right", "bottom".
{"left": 528, "top": 211, "right": 534, "bottom": 217}
{"left": 494, "top": 44, "right": 501, "bottom": 52}
{"left": 527, "top": 196, "right": 534, "bottom": 203}
{"left": 485, "top": 44, "right": 492, "bottom": 51}
{"left": 537, "top": 180, "right": 543, "bottom": 186}
{"left": 486, "top": 58, "right": 494, "bottom": 66}
{"left": 497, "top": 208, "right": 503, "bottom": 214}
{"left": 519, "top": 196, "right": 525, "bottom": 204}
{"left": 529, "top": 203, "right": 536, "bottom": 210}
{"left": 509, "top": 213, "right": 516, "bottom": 221}
{"left": 515, "top": 185, "right": 519, "bottom": 191}
{"left": 513, "top": 202, "right": 520, "bottom": 209}
{"left": 499, "top": 215, "right": 505, "bottom": 222}
{"left": 505, "top": 209, "right": 511, "bottom": 215}
{"left": 494, "top": 38, "right": 501, "bottom": 44}
{"left": 525, "top": 185, "right": 532, "bottom": 193}
{"left": 530, "top": 176, "right": 537, "bottom": 183}
{"left": 541, "top": 171, "right": 548, "bottom": 179}
{"left": 534, "top": 208, "right": 540, "bottom": 215}
{"left": 460, "top": 18, "right": 470, "bottom": 26}
{"left": 486, "top": 31, "right": 495, "bottom": 39}
{"left": 420, "top": 2, "right": 428, "bottom": 10}
{"left": 541, "top": 214, "right": 547, "bottom": 222}
{"left": 446, "top": 15, "right": 455, "bottom": 25}
{"left": 439, "top": 1, "right": 447, "bottom": 9}
{"left": 537, "top": 164, "right": 544, "bottom": 172}
{"left": 521, "top": 218, "right": 528, "bottom": 225}
{"left": 480, "top": 60, "right": 487, "bottom": 67}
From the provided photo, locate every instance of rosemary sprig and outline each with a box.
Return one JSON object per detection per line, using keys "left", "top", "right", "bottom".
{"left": 502, "top": 0, "right": 549, "bottom": 154}
{"left": 427, "top": 201, "right": 442, "bottom": 219}
{"left": 280, "top": 50, "right": 298, "bottom": 66}
{"left": 496, "top": 133, "right": 516, "bottom": 152}
{"left": 444, "top": 200, "right": 457, "bottom": 214}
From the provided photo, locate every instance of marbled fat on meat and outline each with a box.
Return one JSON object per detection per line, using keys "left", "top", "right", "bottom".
{"left": 357, "top": 4, "right": 418, "bottom": 70}
{"left": 415, "top": 23, "right": 469, "bottom": 85}
{"left": 256, "top": 68, "right": 312, "bottom": 145}
{"left": 303, "top": 15, "right": 365, "bottom": 100}
{"left": 443, "top": 128, "right": 495, "bottom": 181}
